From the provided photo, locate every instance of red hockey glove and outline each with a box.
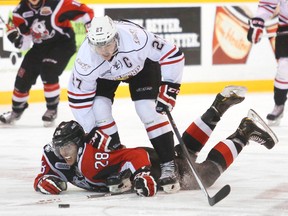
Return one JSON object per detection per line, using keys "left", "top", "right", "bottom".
{"left": 7, "top": 28, "right": 23, "bottom": 49}
{"left": 37, "top": 176, "right": 67, "bottom": 195}
{"left": 156, "top": 82, "right": 180, "bottom": 114}
{"left": 133, "top": 172, "right": 157, "bottom": 197}
{"left": 247, "top": 17, "right": 264, "bottom": 44}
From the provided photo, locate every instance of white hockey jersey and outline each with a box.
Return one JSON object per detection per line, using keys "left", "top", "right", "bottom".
{"left": 255, "top": 0, "right": 288, "bottom": 26}
{"left": 68, "top": 20, "right": 185, "bottom": 130}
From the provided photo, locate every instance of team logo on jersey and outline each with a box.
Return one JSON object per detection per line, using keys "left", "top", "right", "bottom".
{"left": 55, "top": 162, "right": 71, "bottom": 170}
{"left": 40, "top": 7, "right": 52, "bottom": 16}
{"left": 100, "top": 60, "right": 122, "bottom": 77}
{"left": 112, "top": 60, "right": 123, "bottom": 70}
{"left": 31, "top": 19, "right": 55, "bottom": 43}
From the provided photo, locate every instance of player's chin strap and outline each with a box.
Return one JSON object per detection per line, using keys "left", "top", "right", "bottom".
{"left": 164, "top": 107, "right": 231, "bottom": 206}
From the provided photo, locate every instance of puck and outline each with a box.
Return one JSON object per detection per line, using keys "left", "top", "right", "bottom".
{"left": 58, "top": 204, "right": 70, "bottom": 208}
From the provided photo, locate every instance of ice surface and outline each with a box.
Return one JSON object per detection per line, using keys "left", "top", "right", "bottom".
{"left": 1, "top": 92, "right": 288, "bottom": 216}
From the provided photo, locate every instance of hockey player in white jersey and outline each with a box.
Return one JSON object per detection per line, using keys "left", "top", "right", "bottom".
{"left": 247, "top": 0, "right": 288, "bottom": 126}
{"left": 68, "top": 16, "right": 185, "bottom": 193}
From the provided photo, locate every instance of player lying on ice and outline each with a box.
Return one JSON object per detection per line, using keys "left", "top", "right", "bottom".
{"left": 34, "top": 86, "right": 278, "bottom": 197}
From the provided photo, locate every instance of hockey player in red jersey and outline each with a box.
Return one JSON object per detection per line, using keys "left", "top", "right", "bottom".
{"left": 0, "top": 0, "right": 94, "bottom": 127}
{"left": 247, "top": 0, "right": 288, "bottom": 126}
{"left": 34, "top": 86, "right": 278, "bottom": 197}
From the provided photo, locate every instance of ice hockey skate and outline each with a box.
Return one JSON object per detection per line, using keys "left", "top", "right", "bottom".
{"left": 234, "top": 109, "right": 278, "bottom": 149}
{"left": 42, "top": 109, "right": 57, "bottom": 127}
{"left": 0, "top": 111, "right": 23, "bottom": 124}
{"left": 266, "top": 105, "right": 284, "bottom": 126}
{"left": 158, "top": 160, "right": 180, "bottom": 193}
{"left": 211, "top": 85, "right": 247, "bottom": 117}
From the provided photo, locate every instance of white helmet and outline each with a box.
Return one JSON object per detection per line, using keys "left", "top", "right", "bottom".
{"left": 87, "top": 15, "right": 117, "bottom": 46}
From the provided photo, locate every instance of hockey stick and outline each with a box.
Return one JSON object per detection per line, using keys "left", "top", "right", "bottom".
{"left": 165, "top": 108, "right": 231, "bottom": 206}
{"left": 0, "top": 16, "right": 8, "bottom": 28}
{"left": 0, "top": 15, "right": 13, "bottom": 30}
{"left": 17, "top": 192, "right": 131, "bottom": 206}
{"left": 262, "top": 31, "right": 288, "bottom": 38}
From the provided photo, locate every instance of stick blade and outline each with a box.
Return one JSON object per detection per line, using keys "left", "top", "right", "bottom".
{"left": 208, "top": 184, "right": 231, "bottom": 206}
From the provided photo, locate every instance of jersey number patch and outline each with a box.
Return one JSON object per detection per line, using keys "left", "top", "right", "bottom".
{"left": 94, "top": 152, "right": 109, "bottom": 169}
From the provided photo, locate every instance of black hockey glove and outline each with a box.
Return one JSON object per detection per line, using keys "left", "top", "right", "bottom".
{"left": 133, "top": 172, "right": 157, "bottom": 197}
{"left": 91, "top": 185, "right": 109, "bottom": 193}
{"left": 247, "top": 17, "right": 264, "bottom": 44}
{"left": 106, "top": 169, "right": 132, "bottom": 194}
{"left": 156, "top": 81, "right": 180, "bottom": 114}
{"left": 7, "top": 28, "right": 23, "bottom": 49}
{"left": 37, "top": 176, "right": 67, "bottom": 195}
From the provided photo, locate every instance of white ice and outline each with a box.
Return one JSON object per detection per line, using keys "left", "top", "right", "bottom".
{"left": 1, "top": 92, "right": 288, "bottom": 216}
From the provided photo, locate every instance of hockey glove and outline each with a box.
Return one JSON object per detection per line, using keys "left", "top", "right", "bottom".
{"left": 7, "top": 28, "right": 23, "bottom": 49}
{"left": 37, "top": 176, "right": 67, "bottom": 195}
{"left": 133, "top": 172, "right": 157, "bottom": 197}
{"left": 106, "top": 169, "right": 132, "bottom": 194}
{"left": 247, "top": 17, "right": 264, "bottom": 44}
{"left": 156, "top": 82, "right": 180, "bottom": 114}
{"left": 89, "top": 128, "right": 123, "bottom": 151}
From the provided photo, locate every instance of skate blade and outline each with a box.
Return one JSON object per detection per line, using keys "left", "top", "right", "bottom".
{"left": 161, "top": 182, "right": 180, "bottom": 193}
{"left": 247, "top": 109, "right": 279, "bottom": 144}
{"left": 43, "top": 120, "right": 55, "bottom": 127}
{"left": 221, "top": 85, "right": 247, "bottom": 98}
{"left": 267, "top": 113, "right": 283, "bottom": 127}
{"left": 267, "top": 119, "right": 281, "bottom": 127}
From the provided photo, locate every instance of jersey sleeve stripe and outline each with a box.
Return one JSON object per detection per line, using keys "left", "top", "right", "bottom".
{"left": 160, "top": 45, "right": 177, "bottom": 61}
{"left": 160, "top": 55, "right": 185, "bottom": 66}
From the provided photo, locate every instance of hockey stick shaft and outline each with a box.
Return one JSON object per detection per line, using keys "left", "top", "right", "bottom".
{"left": 262, "top": 31, "right": 288, "bottom": 38}
{"left": 165, "top": 108, "right": 230, "bottom": 206}
{"left": 0, "top": 15, "right": 13, "bottom": 30}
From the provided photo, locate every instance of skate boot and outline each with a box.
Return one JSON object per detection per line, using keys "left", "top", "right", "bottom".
{"left": 158, "top": 160, "right": 180, "bottom": 193}
{"left": 0, "top": 111, "right": 23, "bottom": 124}
{"left": 212, "top": 85, "right": 247, "bottom": 117}
{"left": 42, "top": 109, "right": 57, "bottom": 127}
{"left": 229, "top": 109, "right": 278, "bottom": 149}
{"left": 266, "top": 105, "right": 284, "bottom": 126}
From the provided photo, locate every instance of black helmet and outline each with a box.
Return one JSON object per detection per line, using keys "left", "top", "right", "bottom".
{"left": 52, "top": 120, "right": 85, "bottom": 149}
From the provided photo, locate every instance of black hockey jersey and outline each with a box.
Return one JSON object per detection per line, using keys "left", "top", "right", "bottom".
{"left": 12, "top": 0, "right": 94, "bottom": 45}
